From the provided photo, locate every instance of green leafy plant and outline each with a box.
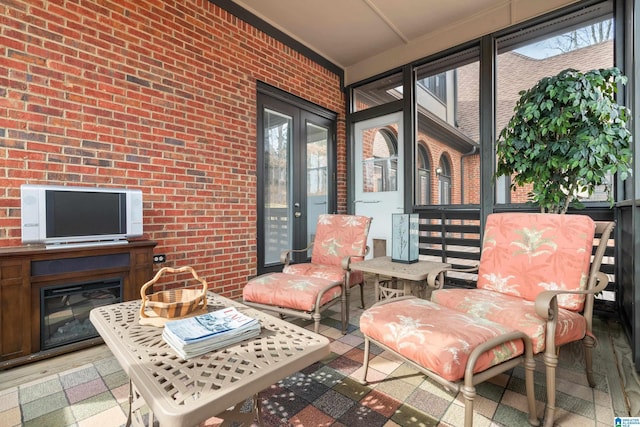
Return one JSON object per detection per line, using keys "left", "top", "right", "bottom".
{"left": 496, "top": 67, "right": 632, "bottom": 213}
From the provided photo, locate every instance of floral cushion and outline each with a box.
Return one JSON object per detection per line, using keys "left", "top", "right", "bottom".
{"left": 477, "top": 213, "right": 595, "bottom": 311}
{"left": 243, "top": 273, "right": 341, "bottom": 312}
{"left": 431, "top": 288, "right": 587, "bottom": 354}
{"left": 283, "top": 263, "right": 365, "bottom": 287}
{"left": 360, "top": 298, "right": 524, "bottom": 382}
{"left": 310, "top": 214, "right": 371, "bottom": 266}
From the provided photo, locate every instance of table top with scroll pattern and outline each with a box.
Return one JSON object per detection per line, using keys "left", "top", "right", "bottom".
{"left": 90, "top": 292, "right": 330, "bottom": 427}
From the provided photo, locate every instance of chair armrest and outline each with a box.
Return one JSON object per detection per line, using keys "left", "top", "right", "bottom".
{"left": 341, "top": 246, "right": 370, "bottom": 271}
{"left": 426, "top": 264, "right": 479, "bottom": 289}
{"left": 534, "top": 271, "right": 609, "bottom": 320}
{"left": 280, "top": 245, "right": 313, "bottom": 266}
{"left": 436, "top": 265, "right": 480, "bottom": 274}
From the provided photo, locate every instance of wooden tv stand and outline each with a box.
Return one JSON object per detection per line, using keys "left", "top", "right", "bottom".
{"left": 0, "top": 240, "right": 157, "bottom": 369}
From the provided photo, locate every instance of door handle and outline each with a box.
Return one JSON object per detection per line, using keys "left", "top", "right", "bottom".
{"left": 353, "top": 200, "right": 381, "bottom": 204}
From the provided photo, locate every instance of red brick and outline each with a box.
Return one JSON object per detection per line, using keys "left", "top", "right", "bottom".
{"left": 0, "top": 0, "right": 345, "bottom": 299}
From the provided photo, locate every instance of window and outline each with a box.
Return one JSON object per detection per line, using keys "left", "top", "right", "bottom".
{"left": 437, "top": 156, "right": 452, "bottom": 205}
{"left": 307, "top": 123, "right": 328, "bottom": 196}
{"left": 418, "top": 73, "right": 447, "bottom": 103}
{"left": 414, "top": 48, "right": 480, "bottom": 205}
{"left": 496, "top": 6, "right": 614, "bottom": 205}
{"left": 362, "top": 128, "right": 398, "bottom": 193}
{"left": 416, "top": 143, "right": 431, "bottom": 205}
{"left": 353, "top": 71, "right": 403, "bottom": 112}
{"left": 347, "top": 1, "right": 618, "bottom": 212}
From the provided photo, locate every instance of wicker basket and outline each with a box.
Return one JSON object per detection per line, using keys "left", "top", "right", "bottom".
{"left": 139, "top": 266, "right": 208, "bottom": 325}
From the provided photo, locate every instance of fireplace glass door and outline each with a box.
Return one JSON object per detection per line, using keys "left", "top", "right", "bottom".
{"left": 41, "top": 278, "right": 123, "bottom": 350}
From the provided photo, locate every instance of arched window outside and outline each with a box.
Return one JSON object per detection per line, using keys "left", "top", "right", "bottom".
{"left": 362, "top": 127, "right": 398, "bottom": 193}
{"left": 416, "top": 143, "right": 431, "bottom": 205}
{"left": 437, "top": 156, "right": 452, "bottom": 205}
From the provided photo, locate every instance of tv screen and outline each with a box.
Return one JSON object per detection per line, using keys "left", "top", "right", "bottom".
{"left": 21, "top": 184, "right": 143, "bottom": 246}
{"left": 46, "top": 190, "right": 126, "bottom": 238}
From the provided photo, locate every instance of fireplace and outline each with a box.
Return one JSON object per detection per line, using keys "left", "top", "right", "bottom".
{"left": 40, "top": 278, "right": 123, "bottom": 350}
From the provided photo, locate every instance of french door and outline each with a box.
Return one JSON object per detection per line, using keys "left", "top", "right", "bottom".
{"left": 256, "top": 85, "right": 336, "bottom": 274}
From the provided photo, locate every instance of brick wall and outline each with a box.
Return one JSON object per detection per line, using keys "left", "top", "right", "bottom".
{"left": 0, "top": 0, "right": 345, "bottom": 298}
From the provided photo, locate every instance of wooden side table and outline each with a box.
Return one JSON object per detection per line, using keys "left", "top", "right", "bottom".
{"left": 350, "top": 256, "right": 451, "bottom": 301}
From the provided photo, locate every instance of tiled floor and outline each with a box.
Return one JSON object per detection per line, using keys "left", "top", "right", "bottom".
{"left": 0, "top": 289, "right": 636, "bottom": 427}
{"left": 0, "top": 355, "right": 130, "bottom": 427}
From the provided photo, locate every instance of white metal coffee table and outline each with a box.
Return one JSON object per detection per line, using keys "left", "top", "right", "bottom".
{"left": 90, "top": 292, "right": 330, "bottom": 427}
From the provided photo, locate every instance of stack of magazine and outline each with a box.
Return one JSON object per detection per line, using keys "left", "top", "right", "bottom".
{"left": 162, "top": 306, "right": 261, "bottom": 359}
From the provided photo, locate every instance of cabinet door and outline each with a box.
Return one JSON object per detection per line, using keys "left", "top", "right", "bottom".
{"left": 128, "top": 246, "right": 155, "bottom": 301}
{"left": 0, "top": 259, "right": 31, "bottom": 360}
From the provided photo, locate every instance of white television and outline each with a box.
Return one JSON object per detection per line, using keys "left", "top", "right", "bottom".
{"left": 21, "top": 184, "right": 143, "bottom": 247}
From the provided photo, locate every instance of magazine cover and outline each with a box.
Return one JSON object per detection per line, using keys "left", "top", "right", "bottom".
{"left": 162, "top": 306, "right": 261, "bottom": 359}
{"left": 162, "top": 325, "right": 261, "bottom": 359}
{"left": 164, "top": 306, "right": 259, "bottom": 343}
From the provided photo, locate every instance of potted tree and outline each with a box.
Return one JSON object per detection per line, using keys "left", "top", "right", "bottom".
{"left": 496, "top": 67, "right": 632, "bottom": 213}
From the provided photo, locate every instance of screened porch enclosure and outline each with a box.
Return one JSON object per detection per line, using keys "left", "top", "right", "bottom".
{"left": 346, "top": 0, "right": 634, "bottom": 366}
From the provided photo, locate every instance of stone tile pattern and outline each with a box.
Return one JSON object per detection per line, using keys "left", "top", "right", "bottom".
{"left": 0, "top": 300, "right": 622, "bottom": 427}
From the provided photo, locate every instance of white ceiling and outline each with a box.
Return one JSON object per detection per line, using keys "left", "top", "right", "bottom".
{"left": 231, "top": 0, "right": 580, "bottom": 84}
{"left": 232, "top": 0, "right": 503, "bottom": 67}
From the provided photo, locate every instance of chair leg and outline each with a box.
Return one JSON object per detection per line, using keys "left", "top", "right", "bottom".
{"left": 312, "top": 312, "right": 321, "bottom": 334}
{"left": 461, "top": 384, "right": 476, "bottom": 427}
{"left": 543, "top": 349, "right": 559, "bottom": 427}
{"left": 524, "top": 354, "right": 540, "bottom": 426}
{"left": 583, "top": 334, "right": 597, "bottom": 387}
{"left": 359, "top": 282, "right": 365, "bottom": 309}
{"left": 341, "top": 285, "right": 348, "bottom": 334}
{"left": 360, "top": 337, "right": 370, "bottom": 385}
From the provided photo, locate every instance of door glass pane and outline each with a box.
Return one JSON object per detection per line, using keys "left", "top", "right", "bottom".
{"left": 354, "top": 113, "right": 404, "bottom": 258}
{"left": 414, "top": 54, "right": 480, "bottom": 205}
{"left": 496, "top": 16, "right": 614, "bottom": 205}
{"left": 263, "top": 109, "right": 292, "bottom": 265}
{"left": 362, "top": 128, "right": 398, "bottom": 193}
{"left": 306, "top": 122, "right": 328, "bottom": 251}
